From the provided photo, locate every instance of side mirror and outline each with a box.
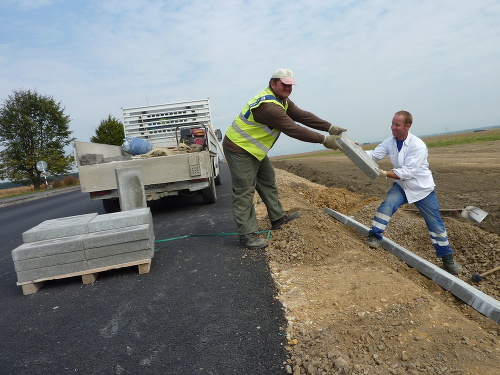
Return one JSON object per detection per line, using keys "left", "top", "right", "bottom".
{"left": 214, "top": 129, "right": 223, "bottom": 141}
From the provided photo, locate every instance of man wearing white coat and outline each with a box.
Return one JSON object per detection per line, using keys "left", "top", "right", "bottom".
{"left": 365, "top": 110, "right": 462, "bottom": 274}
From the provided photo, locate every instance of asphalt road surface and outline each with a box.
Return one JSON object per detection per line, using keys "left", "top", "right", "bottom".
{"left": 0, "top": 164, "right": 287, "bottom": 374}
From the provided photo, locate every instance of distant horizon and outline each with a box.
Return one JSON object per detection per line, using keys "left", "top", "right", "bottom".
{"left": 1, "top": 125, "right": 498, "bottom": 186}
{"left": 418, "top": 124, "right": 500, "bottom": 139}
{"left": 270, "top": 125, "right": 500, "bottom": 158}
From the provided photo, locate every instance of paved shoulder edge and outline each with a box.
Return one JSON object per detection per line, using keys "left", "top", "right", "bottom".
{"left": 0, "top": 186, "right": 81, "bottom": 208}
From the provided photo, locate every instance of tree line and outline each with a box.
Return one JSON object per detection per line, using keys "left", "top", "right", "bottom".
{"left": 0, "top": 89, "right": 125, "bottom": 190}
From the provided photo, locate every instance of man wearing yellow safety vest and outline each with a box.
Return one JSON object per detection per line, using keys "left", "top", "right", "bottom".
{"left": 223, "top": 68, "right": 347, "bottom": 249}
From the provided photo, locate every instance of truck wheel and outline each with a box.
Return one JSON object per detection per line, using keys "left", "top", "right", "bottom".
{"left": 102, "top": 198, "right": 121, "bottom": 213}
{"left": 215, "top": 173, "right": 221, "bottom": 186}
{"left": 201, "top": 178, "right": 217, "bottom": 204}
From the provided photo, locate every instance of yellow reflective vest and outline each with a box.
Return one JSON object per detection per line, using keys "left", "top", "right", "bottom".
{"left": 226, "top": 87, "right": 288, "bottom": 161}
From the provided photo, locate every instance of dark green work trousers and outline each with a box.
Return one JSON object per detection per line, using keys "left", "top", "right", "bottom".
{"left": 223, "top": 147, "right": 285, "bottom": 235}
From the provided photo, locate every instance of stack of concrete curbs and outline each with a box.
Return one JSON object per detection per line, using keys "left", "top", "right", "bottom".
{"left": 12, "top": 208, "right": 154, "bottom": 284}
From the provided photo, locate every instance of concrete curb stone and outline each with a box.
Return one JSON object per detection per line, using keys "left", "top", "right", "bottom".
{"left": 324, "top": 207, "right": 500, "bottom": 323}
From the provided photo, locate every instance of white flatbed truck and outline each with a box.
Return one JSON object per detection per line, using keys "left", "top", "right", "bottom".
{"left": 74, "top": 99, "right": 223, "bottom": 212}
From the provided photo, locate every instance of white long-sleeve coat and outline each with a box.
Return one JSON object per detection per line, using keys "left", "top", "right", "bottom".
{"left": 366, "top": 132, "right": 435, "bottom": 204}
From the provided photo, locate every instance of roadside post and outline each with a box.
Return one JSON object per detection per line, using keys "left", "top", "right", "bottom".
{"left": 36, "top": 160, "right": 48, "bottom": 187}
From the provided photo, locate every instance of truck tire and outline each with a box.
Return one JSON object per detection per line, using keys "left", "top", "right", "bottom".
{"left": 215, "top": 173, "right": 221, "bottom": 186}
{"left": 102, "top": 198, "right": 121, "bottom": 213}
{"left": 201, "top": 178, "right": 217, "bottom": 204}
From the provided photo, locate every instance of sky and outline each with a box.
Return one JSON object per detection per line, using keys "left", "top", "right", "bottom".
{"left": 1, "top": 0, "right": 499, "bottom": 157}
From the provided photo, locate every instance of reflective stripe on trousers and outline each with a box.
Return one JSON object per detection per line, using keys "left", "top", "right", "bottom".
{"left": 370, "top": 183, "right": 453, "bottom": 257}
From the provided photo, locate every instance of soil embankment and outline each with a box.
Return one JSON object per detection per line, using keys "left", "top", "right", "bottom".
{"left": 260, "top": 138, "right": 499, "bottom": 374}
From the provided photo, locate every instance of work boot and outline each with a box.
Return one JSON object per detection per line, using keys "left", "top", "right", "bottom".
{"left": 271, "top": 212, "right": 301, "bottom": 230}
{"left": 239, "top": 233, "right": 268, "bottom": 249}
{"left": 366, "top": 232, "right": 382, "bottom": 248}
{"left": 441, "top": 254, "right": 463, "bottom": 275}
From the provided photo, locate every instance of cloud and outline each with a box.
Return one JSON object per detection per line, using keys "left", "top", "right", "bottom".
{"left": 4, "top": 0, "right": 53, "bottom": 11}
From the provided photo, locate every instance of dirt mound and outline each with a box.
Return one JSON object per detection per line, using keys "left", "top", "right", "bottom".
{"left": 253, "top": 167, "right": 499, "bottom": 375}
{"left": 272, "top": 140, "right": 500, "bottom": 237}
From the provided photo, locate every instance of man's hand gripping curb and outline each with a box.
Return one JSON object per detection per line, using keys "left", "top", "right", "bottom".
{"left": 376, "top": 167, "right": 388, "bottom": 179}
{"left": 328, "top": 124, "right": 347, "bottom": 135}
{"left": 323, "top": 135, "right": 343, "bottom": 151}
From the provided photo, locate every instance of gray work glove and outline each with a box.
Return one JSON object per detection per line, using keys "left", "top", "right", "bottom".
{"left": 328, "top": 124, "right": 347, "bottom": 135}
{"left": 375, "top": 167, "right": 388, "bottom": 179}
{"left": 323, "top": 135, "right": 343, "bottom": 151}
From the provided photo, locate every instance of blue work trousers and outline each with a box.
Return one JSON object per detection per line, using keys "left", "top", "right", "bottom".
{"left": 370, "top": 183, "right": 453, "bottom": 258}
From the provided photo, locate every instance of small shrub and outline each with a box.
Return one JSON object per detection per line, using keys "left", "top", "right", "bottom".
{"left": 52, "top": 180, "right": 64, "bottom": 188}
{"left": 62, "top": 175, "right": 79, "bottom": 186}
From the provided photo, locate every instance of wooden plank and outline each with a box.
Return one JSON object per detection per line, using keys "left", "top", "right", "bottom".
{"left": 138, "top": 262, "right": 151, "bottom": 274}
{"left": 21, "top": 281, "right": 45, "bottom": 295}
{"left": 81, "top": 273, "right": 98, "bottom": 284}
{"left": 17, "top": 259, "right": 152, "bottom": 294}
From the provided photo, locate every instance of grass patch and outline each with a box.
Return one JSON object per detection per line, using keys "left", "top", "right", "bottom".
{"left": 0, "top": 176, "right": 80, "bottom": 200}
{"left": 426, "top": 136, "right": 500, "bottom": 148}
{"left": 0, "top": 186, "right": 35, "bottom": 199}
{"left": 423, "top": 130, "right": 500, "bottom": 148}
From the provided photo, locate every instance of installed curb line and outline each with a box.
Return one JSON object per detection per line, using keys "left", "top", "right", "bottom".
{"left": 0, "top": 186, "right": 81, "bottom": 208}
{"left": 324, "top": 207, "right": 500, "bottom": 324}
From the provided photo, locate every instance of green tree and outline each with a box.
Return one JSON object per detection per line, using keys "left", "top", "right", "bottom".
{"left": 0, "top": 89, "right": 74, "bottom": 190}
{"left": 90, "top": 115, "right": 125, "bottom": 145}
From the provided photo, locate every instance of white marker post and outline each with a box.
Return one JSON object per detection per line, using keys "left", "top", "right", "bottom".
{"left": 36, "top": 160, "right": 48, "bottom": 187}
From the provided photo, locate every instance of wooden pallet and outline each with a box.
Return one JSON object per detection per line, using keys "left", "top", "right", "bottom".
{"left": 17, "top": 259, "right": 152, "bottom": 295}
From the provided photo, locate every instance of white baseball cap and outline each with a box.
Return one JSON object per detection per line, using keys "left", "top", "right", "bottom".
{"left": 271, "top": 68, "right": 296, "bottom": 85}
